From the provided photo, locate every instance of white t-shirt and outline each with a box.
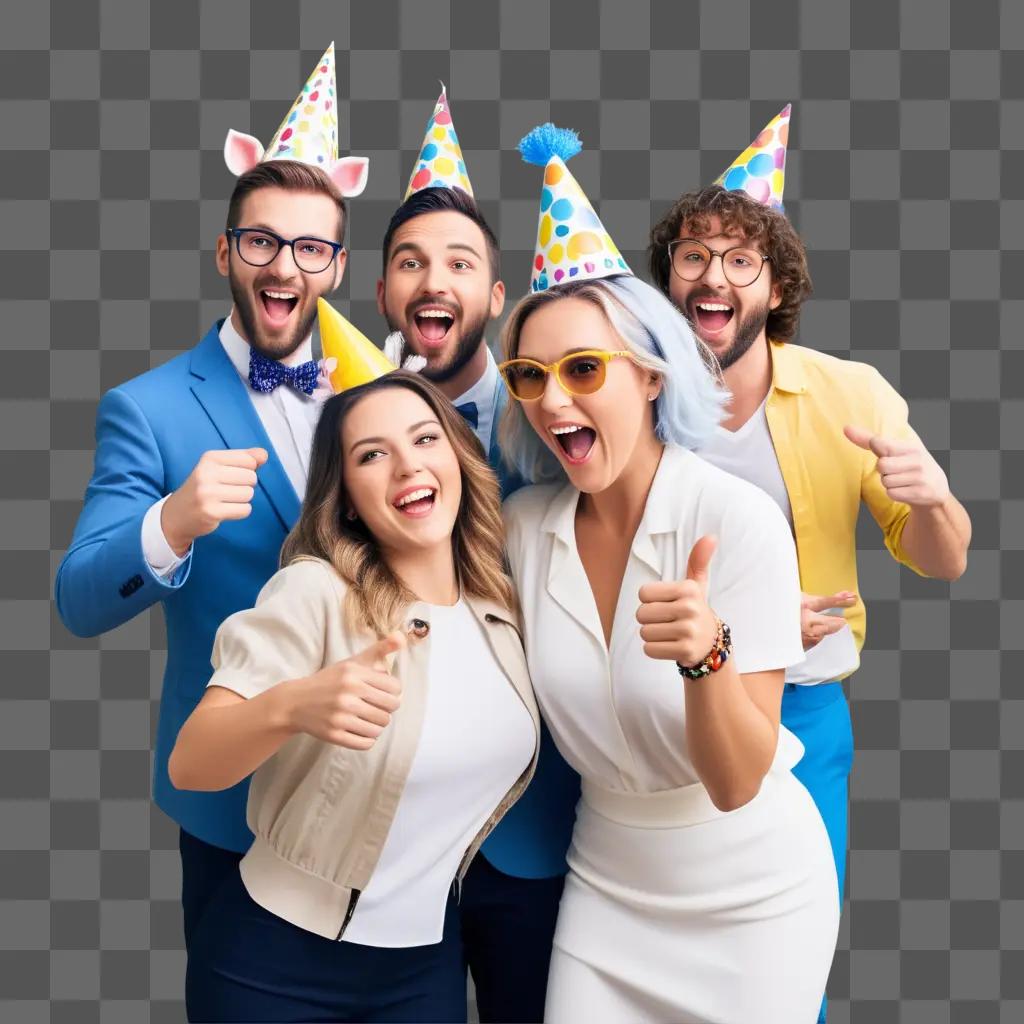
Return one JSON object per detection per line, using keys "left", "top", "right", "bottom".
{"left": 343, "top": 599, "right": 534, "bottom": 947}
{"left": 504, "top": 445, "right": 806, "bottom": 794}
{"left": 698, "top": 402, "right": 859, "bottom": 686}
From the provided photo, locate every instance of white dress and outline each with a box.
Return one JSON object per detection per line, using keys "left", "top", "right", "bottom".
{"left": 504, "top": 446, "right": 840, "bottom": 1024}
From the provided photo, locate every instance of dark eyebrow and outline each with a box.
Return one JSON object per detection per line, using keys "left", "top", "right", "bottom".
{"left": 245, "top": 224, "right": 339, "bottom": 244}
{"left": 390, "top": 241, "right": 425, "bottom": 261}
{"left": 348, "top": 419, "right": 443, "bottom": 454}
{"left": 389, "top": 241, "right": 482, "bottom": 261}
{"left": 446, "top": 242, "right": 482, "bottom": 259}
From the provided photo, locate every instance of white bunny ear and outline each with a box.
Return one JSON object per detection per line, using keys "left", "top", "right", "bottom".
{"left": 327, "top": 156, "right": 369, "bottom": 197}
{"left": 224, "top": 129, "right": 265, "bottom": 176}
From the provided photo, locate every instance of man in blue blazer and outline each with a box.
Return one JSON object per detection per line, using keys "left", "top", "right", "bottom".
{"left": 378, "top": 183, "right": 581, "bottom": 1024}
{"left": 55, "top": 159, "right": 359, "bottom": 950}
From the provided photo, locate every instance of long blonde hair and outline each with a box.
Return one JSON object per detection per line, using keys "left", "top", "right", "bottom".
{"left": 280, "top": 371, "right": 515, "bottom": 635}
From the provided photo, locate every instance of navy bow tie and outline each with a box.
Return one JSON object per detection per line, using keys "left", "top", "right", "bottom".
{"left": 248, "top": 350, "right": 319, "bottom": 396}
{"left": 455, "top": 401, "right": 478, "bottom": 429}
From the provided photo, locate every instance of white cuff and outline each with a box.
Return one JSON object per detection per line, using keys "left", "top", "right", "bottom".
{"left": 142, "top": 496, "right": 190, "bottom": 578}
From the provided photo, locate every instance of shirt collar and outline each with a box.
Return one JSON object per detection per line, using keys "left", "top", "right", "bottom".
{"left": 540, "top": 444, "right": 695, "bottom": 542}
{"left": 452, "top": 347, "right": 499, "bottom": 411}
{"left": 218, "top": 312, "right": 315, "bottom": 383}
{"left": 769, "top": 339, "right": 808, "bottom": 395}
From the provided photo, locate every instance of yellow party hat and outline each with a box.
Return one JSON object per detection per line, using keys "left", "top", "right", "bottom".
{"left": 317, "top": 297, "right": 396, "bottom": 392}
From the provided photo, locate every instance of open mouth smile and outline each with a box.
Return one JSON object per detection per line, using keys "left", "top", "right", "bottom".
{"left": 412, "top": 307, "right": 456, "bottom": 349}
{"left": 259, "top": 288, "right": 300, "bottom": 327}
{"left": 550, "top": 423, "right": 597, "bottom": 465}
{"left": 691, "top": 300, "right": 734, "bottom": 335}
{"left": 392, "top": 486, "right": 437, "bottom": 518}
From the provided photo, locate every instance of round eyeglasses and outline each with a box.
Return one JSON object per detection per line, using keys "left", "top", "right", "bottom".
{"left": 668, "top": 239, "right": 769, "bottom": 288}
{"left": 226, "top": 228, "right": 344, "bottom": 274}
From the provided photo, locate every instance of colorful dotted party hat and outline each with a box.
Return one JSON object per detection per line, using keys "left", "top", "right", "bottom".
{"left": 714, "top": 104, "right": 791, "bottom": 210}
{"left": 317, "top": 297, "right": 396, "bottom": 392}
{"left": 518, "top": 123, "right": 631, "bottom": 293}
{"left": 404, "top": 84, "right": 473, "bottom": 199}
{"left": 224, "top": 43, "right": 369, "bottom": 198}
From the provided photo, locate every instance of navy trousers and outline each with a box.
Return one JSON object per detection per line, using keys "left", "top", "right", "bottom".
{"left": 185, "top": 866, "right": 466, "bottom": 1023}
{"left": 178, "top": 828, "right": 244, "bottom": 953}
{"left": 459, "top": 854, "right": 565, "bottom": 1024}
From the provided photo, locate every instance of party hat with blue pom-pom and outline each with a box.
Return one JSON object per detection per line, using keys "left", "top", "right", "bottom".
{"left": 518, "top": 124, "right": 631, "bottom": 292}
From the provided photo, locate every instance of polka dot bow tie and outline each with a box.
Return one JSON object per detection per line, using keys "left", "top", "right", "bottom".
{"left": 248, "top": 350, "right": 320, "bottom": 396}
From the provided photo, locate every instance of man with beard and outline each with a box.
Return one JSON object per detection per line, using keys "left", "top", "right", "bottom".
{"left": 378, "top": 184, "right": 512, "bottom": 487}
{"left": 373, "top": 89, "right": 580, "bottom": 1024}
{"left": 55, "top": 46, "right": 369, "bottom": 954}
{"left": 650, "top": 116, "right": 971, "bottom": 1022}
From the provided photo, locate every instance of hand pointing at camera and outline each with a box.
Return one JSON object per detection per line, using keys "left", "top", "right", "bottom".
{"left": 843, "top": 425, "right": 949, "bottom": 508}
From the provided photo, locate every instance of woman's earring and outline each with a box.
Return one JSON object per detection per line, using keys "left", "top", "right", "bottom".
{"left": 648, "top": 394, "right": 657, "bottom": 402}
{"left": 345, "top": 508, "right": 358, "bottom": 522}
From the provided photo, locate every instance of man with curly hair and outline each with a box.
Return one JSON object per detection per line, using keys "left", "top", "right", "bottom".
{"left": 649, "top": 182, "right": 971, "bottom": 1019}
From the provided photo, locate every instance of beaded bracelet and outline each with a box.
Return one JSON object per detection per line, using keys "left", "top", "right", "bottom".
{"left": 676, "top": 617, "right": 733, "bottom": 680}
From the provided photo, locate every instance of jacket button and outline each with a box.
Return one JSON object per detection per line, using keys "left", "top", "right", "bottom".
{"left": 408, "top": 618, "right": 430, "bottom": 639}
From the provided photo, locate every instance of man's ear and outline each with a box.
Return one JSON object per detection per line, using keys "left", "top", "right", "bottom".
{"left": 376, "top": 278, "right": 387, "bottom": 317}
{"left": 330, "top": 249, "right": 348, "bottom": 291}
{"left": 215, "top": 232, "right": 230, "bottom": 278}
{"left": 769, "top": 280, "right": 783, "bottom": 311}
{"left": 490, "top": 279, "right": 506, "bottom": 320}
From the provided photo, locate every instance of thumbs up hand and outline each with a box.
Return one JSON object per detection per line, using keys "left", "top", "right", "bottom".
{"left": 637, "top": 535, "right": 720, "bottom": 667}
{"left": 284, "top": 631, "right": 408, "bottom": 750}
{"left": 844, "top": 425, "right": 950, "bottom": 508}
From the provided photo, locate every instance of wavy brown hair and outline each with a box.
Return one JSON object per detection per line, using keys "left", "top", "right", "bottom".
{"left": 280, "top": 371, "right": 515, "bottom": 635}
{"left": 647, "top": 185, "right": 813, "bottom": 343}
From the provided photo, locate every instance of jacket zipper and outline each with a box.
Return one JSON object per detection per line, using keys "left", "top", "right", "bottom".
{"left": 335, "top": 888, "right": 362, "bottom": 941}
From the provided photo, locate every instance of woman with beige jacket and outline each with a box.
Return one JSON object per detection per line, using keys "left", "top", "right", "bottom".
{"left": 169, "top": 371, "right": 539, "bottom": 1023}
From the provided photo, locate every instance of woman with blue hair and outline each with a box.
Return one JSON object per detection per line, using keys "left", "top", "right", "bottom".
{"left": 496, "top": 127, "right": 839, "bottom": 1023}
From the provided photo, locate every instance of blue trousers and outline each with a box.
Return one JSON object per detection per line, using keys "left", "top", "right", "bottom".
{"left": 185, "top": 866, "right": 467, "bottom": 1023}
{"left": 781, "top": 680, "right": 855, "bottom": 1024}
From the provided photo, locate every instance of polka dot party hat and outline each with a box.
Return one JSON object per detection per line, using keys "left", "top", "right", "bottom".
{"left": 714, "top": 104, "right": 791, "bottom": 210}
{"left": 518, "top": 123, "right": 631, "bottom": 293}
{"left": 404, "top": 84, "right": 473, "bottom": 199}
{"left": 223, "top": 43, "right": 369, "bottom": 198}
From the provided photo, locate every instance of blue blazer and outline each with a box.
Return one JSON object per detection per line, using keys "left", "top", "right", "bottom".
{"left": 56, "top": 323, "right": 580, "bottom": 875}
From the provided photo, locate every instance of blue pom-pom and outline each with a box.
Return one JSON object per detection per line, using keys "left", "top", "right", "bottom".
{"left": 518, "top": 123, "right": 582, "bottom": 167}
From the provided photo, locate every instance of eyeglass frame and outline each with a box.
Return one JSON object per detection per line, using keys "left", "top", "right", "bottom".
{"left": 498, "top": 349, "right": 634, "bottom": 401}
{"left": 225, "top": 227, "right": 346, "bottom": 274}
{"left": 667, "top": 238, "right": 771, "bottom": 288}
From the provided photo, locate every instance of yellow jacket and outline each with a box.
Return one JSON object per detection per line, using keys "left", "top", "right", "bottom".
{"left": 764, "top": 340, "right": 926, "bottom": 666}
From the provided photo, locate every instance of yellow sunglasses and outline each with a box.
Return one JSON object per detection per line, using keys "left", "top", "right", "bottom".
{"left": 498, "top": 350, "right": 633, "bottom": 402}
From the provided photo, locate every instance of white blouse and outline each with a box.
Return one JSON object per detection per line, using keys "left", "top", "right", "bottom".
{"left": 503, "top": 445, "right": 806, "bottom": 794}
{"left": 342, "top": 599, "right": 534, "bottom": 947}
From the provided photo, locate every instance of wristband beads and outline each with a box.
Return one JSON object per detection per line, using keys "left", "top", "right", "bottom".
{"left": 676, "top": 617, "right": 733, "bottom": 680}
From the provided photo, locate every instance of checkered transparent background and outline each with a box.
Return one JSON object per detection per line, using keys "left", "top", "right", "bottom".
{"left": 0, "top": 1, "right": 1020, "bottom": 1020}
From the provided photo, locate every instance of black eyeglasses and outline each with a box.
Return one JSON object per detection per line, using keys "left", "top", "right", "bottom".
{"left": 226, "top": 228, "right": 345, "bottom": 274}
{"left": 668, "top": 239, "right": 770, "bottom": 288}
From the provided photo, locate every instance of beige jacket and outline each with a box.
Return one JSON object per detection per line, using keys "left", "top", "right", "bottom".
{"left": 207, "top": 557, "right": 540, "bottom": 940}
